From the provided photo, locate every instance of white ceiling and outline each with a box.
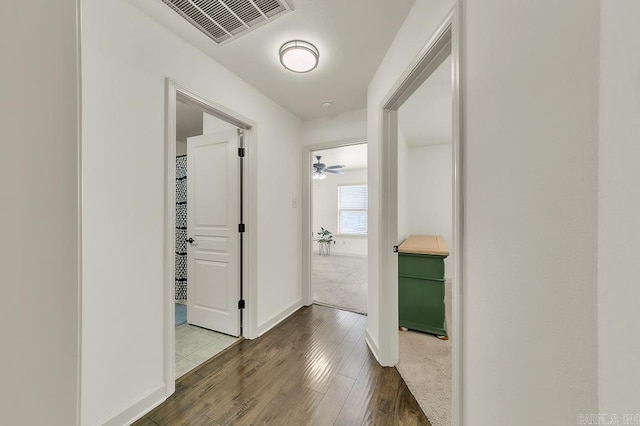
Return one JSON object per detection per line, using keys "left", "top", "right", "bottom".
{"left": 132, "top": 0, "right": 416, "bottom": 120}
{"left": 398, "top": 56, "right": 452, "bottom": 147}
{"left": 313, "top": 144, "right": 367, "bottom": 171}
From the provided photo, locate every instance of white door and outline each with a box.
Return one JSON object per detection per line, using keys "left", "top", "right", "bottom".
{"left": 186, "top": 130, "right": 240, "bottom": 336}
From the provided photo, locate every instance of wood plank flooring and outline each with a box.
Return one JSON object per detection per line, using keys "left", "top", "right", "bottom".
{"left": 135, "top": 305, "right": 431, "bottom": 426}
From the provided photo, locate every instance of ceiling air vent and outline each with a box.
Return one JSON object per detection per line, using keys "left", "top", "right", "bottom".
{"left": 161, "top": 0, "right": 292, "bottom": 45}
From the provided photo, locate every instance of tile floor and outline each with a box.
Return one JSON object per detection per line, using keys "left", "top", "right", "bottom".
{"left": 175, "top": 323, "right": 240, "bottom": 378}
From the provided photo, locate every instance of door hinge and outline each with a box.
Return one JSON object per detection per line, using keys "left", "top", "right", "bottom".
{"left": 239, "top": 223, "right": 245, "bottom": 233}
{"left": 238, "top": 299, "right": 245, "bottom": 309}
{"left": 238, "top": 147, "right": 245, "bottom": 157}
{"left": 393, "top": 245, "right": 399, "bottom": 253}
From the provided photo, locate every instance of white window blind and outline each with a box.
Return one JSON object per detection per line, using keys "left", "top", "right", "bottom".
{"left": 338, "top": 185, "right": 368, "bottom": 235}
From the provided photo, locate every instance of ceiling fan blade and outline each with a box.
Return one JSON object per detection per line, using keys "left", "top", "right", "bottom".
{"left": 325, "top": 165, "right": 344, "bottom": 170}
{"left": 325, "top": 169, "right": 345, "bottom": 175}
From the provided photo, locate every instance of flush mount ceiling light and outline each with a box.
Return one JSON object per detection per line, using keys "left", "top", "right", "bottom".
{"left": 279, "top": 40, "right": 319, "bottom": 73}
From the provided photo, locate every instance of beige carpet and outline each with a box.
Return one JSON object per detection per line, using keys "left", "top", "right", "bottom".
{"left": 312, "top": 254, "right": 368, "bottom": 314}
{"left": 397, "top": 280, "right": 452, "bottom": 426}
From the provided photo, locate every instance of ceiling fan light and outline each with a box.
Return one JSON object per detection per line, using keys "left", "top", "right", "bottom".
{"left": 279, "top": 40, "right": 319, "bottom": 73}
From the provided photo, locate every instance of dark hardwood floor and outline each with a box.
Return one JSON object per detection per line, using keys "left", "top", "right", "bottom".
{"left": 135, "top": 305, "right": 430, "bottom": 425}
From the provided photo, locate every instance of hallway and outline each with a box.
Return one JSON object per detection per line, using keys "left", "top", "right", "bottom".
{"left": 135, "top": 305, "right": 429, "bottom": 425}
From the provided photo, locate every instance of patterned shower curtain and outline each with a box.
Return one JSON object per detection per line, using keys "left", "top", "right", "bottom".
{"left": 175, "top": 156, "right": 187, "bottom": 301}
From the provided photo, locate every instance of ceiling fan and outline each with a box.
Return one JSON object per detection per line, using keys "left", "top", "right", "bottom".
{"left": 313, "top": 155, "right": 344, "bottom": 180}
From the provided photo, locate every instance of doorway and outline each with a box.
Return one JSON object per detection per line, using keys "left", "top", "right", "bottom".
{"left": 310, "top": 143, "right": 368, "bottom": 315}
{"left": 164, "top": 79, "right": 258, "bottom": 396}
{"left": 173, "top": 101, "right": 242, "bottom": 378}
{"left": 377, "top": 6, "right": 463, "bottom": 425}
{"left": 301, "top": 138, "right": 366, "bottom": 310}
{"left": 396, "top": 53, "right": 454, "bottom": 425}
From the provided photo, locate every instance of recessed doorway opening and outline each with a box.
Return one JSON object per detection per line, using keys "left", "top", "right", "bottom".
{"left": 302, "top": 138, "right": 367, "bottom": 315}
{"left": 396, "top": 53, "right": 454, "bottom": 426}
{"left": 310, "top": 143, "right": 368, "bottom": 315}
{"left": 164, "top": 79, "right": 258, "bottom": 397}
{"left": 172, "top": 99, "right": 242, "bottom": 378}
{"left": 377, "top": 6, "right": 463, "bottom": 425}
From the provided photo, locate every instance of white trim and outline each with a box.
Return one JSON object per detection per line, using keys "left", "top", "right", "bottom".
{"left": 312, "top": 253, "right": 367, "bottom": 260}
{"left": 243, "top": 124, "right": 259, "bottom": 340}
{"left": 450, "top": 7, "right": 464, "bottom": 425}
{"left": 75, "top": 0, "right": 83, "bottom": 424}
{"left": 257, "top": 299, "right": 304, "bottom": 336}
{"left": 301, "top": 137, "right": 367, "bottom": 307}
{"left": 101, "top": 386, "right": 166, "bottom": 426}
{"left": 163, "top": 79, "right": 259, "bottom": 403}
{"left": 365, "top": 328, "right": 380, "bottom": 363}
{"left": 377, "top": 4, "right": 463, "bottom": 425}
{"left": 313, "top": 252, "right": 368, "bottom": 259}
{"left": 377, "top": 106, "right": 399, "bottom": 367}
{"left": 164, "top": 79, "right": 178, "bottom": 398}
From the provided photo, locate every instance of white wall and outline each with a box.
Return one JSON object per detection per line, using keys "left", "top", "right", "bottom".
{"left": 0, "top": 1, "right": 80, "bottom": 425}
{"left": 177, "top": 110, "right": 233, "bottom": 156}
{"left": 598, "top": 0, "right": 640, "bottom": 416}
{"left": 369, "top": 0, "right": 599, "bottom": 423}
{"left": 176, "top": 140, "right": 187, "bottom": 156}
{"left": 203, "top": 111, "right": 237, "bottom": 134}
{"left": 367, "top": 0, "right": 456, "bottom": 367}
{"left": 462, "top": 0, "right": 599, "bottom": 422}
{"left": 397, "top": 130, "right": 409, "bottom": 243}
{"left": 302, "top": 108, "right": 367, "bottom": 145}
{"left": 312, "top": 168, "right": 368, "bottom": 256}
{"left": 81, "top": 0, "right": 302, "bottom": 423}
{"left": 405, "top": 144, "right": 453, "bottom": 278}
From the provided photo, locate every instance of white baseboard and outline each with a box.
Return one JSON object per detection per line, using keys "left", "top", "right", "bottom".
{"left": 257, "top": 298, "right": 303, "bottom": 336}
{"left": 334, "top": 252, "right": 368, "bottom": 258}
{"left": 312, "top": 251, "right": 368, "bottom": 258}
{"left": 365, "top": 327, "right": 381, "bottom": 363}
{"left": 102, "top": 385, "right": 166, "bottom": 426}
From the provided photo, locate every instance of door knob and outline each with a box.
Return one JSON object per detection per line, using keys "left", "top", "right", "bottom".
{"left": 186, "top": 237, "right": 195, "bottom": 244}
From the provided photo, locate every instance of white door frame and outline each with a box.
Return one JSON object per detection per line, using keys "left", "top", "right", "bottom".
{"left": 301, "top": 138, "right": 367, "bottom": 306}
{"left": 378, "top": 5, "right": 463, "bottom": 425}
{"left": 163, "top": 79, "right": 258, "bottom": 397}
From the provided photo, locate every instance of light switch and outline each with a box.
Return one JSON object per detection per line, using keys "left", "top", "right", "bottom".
{"left": 292, "top": 197, "right": 297, "bottom": 208}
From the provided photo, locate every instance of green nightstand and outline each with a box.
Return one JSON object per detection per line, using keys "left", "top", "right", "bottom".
{"left": 398, "top": 235, "right": 449, "bottom": 338}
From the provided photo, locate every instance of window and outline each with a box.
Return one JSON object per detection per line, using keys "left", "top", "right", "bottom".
{"left": 338, "top": 184, "right": 368, "bottom": 235}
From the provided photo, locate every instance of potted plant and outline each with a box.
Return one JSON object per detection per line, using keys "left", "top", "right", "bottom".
{"left": 315, "top": 227, "right": 336, "bottom": 256}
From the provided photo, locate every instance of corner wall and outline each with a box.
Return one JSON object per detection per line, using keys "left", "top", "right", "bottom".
{"left": 81, "top": 0, "right": 302, "bottom": 423}
{"left": 0, "top": 1, "right": 80, "bottom": 424}
{"left": 598, "top": 0, "right": 640, "bottom": 416}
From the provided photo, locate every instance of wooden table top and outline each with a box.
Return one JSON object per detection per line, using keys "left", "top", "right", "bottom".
{"left": 398, "top": 235, "right": 449, "bottom": 256}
